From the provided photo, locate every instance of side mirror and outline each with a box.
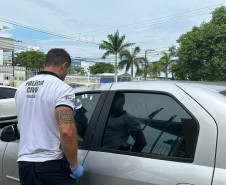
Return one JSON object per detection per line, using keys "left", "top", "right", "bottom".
{"left": 0, "top": 124, "right": 20, "bottom": 142}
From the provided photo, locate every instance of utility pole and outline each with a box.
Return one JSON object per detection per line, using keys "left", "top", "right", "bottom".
{"left": 12, "top": 50, "right": 14, "bottom": 87}
{"left": 11, "top": 40, "right": 22, "bottom": 86}
{"left": 115, "top": 53, "right": 118, "bottom": 82}
{"left": 144, "top": 49, "right": 154, "bottom": 80}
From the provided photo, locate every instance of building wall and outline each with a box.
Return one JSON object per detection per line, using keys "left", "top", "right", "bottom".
{"left": 0, "top": 65, "right": 26, "bottom": 87}
{"left": 0, "top": 37, "right": 14, "bottom": 51}
{"left": 81, "top": 61, "right": 89, "bottom": 72}
{"left": 71, "top": 60, "right": 81, "bottom": 69}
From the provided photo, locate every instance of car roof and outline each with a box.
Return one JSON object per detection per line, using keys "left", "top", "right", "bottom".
{"left": 0, "top": 85, "right": 17, "bottom": 89}
{"left": 175, "top": 81, "right": 226, "bottom": 94}
{"left": 74, "top": 81, "right": 226, "bottom": 95}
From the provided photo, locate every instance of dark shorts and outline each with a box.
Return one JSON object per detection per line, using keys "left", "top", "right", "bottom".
{"left": 18, "top": 159, "right": 77, "bottom": 185}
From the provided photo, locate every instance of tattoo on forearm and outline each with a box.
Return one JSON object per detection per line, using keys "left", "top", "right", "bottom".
{"left": 56, "top": 109, "right": 73, "bottom": 125}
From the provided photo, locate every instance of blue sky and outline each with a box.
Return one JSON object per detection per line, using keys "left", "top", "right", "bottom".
{"left": 0, "top": 0, "right": 225, "bottom": 66}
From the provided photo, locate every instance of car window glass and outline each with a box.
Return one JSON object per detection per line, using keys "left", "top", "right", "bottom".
{"left": 74, "top": 93, "right": 101, "bottom": 147}
{"left": 101, "top": 92, "right": 198, "bottom": 160}
{"left": 0, "top": 87, "right": 17, "bottom": 99}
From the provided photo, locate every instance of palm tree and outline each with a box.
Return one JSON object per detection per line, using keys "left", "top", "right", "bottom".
{"left": 147, "top": 61, "right": 161, "bottom": 78}
{"left": 159, "top": 46, "right": 176, "bottom": 79}
{"left": 99, "top": 30, "right": 134, "bottom": 82}
{"left": 118, "top": 46, "right": 144, "bottom": 81}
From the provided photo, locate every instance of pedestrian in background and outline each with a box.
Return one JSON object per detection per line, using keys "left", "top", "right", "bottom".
{"left": 15, "top": 48, "right": 83, "bottom": 185}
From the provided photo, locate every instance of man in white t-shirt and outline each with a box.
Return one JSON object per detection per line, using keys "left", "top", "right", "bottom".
{"left": 15, "top": 48, "right": 83, "bottom": 185}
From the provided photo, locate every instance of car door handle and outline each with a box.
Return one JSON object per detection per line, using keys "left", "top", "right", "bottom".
{"left": 176, "top": 183, "right": 194, "bottom": 185}
{"left": 6, "top": 175, "right": 20, "bottom": 182}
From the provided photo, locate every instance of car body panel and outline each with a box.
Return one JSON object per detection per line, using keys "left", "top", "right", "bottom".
{"left": 0, "top": 141, "right": 8, "bottom": 182}
{"left": 1, "top": 141, "right": 89, "bottom": 185}
{"left": 176, "top": 82, "right": 226, "bottom": 185}
{"left": 81, "top": 151, "right": 214, "bottom": 185}
{"left": 80, "top": 81, "right": 217, "bottom": 185}
{"left": 2, "top": 141, "right": 20, "bottom": 185}
{"left": 175, "top": 82, "right": 226, "bottom": 169}
{"left": 212, "top": 168, "right": 226, "bottom": 185}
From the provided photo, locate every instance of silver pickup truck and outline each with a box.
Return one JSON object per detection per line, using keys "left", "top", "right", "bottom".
{"left": 1, "top": 81, "right": 226, "bottom": 185}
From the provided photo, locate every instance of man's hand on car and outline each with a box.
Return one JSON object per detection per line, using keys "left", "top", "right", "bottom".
{"left": 70, "top": 164, "right": 84, "bottom": 179}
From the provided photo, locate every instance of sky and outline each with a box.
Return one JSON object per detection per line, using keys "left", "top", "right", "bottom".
{"left": 0, "top": 0, "right": 225, "bottom": 67}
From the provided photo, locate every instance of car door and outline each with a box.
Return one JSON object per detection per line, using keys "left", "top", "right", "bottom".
{"left": 0, "top": 140, "right": 8, "bottom": 184}
{"left": 2, "top": 89, "right": 108, "bottom": 185}
{"left": 80, "top": 83, "right": 217, "bottom": 185}
{"left": 2, "top": 140, "right": 20, "bottom": 185}
{"left": 0, "top": 87, "right": 17, "bottom": 123}
{"left": 75, "top": 90, "right": 107, "bottom": 184}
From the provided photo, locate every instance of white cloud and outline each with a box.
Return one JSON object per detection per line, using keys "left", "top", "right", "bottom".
{"left": 0, "top": 32, "right": 13, "bottom": 38}
{"left": 0, "top": 0, "right": 225, "bottom": 59}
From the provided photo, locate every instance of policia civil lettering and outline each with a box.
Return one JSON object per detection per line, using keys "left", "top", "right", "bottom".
{"left": 25, "top": 80, "right": 45, "bottom": 98}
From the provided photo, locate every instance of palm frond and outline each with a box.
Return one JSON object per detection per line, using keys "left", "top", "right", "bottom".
{"left": 119, "top": 50, "right": 131, "bottom": 59}
{"left": 119, "top": 42, "right": 134, "bottom": 51}
{"left": 118, "top": 59, "right": 130, "bottom": 70}
{"left": 132, "top": 46, "right": 141, "bottom": 56}
{"left": 99, "top": 41, "right": 113, "bottom": 50}
{"left": 102, "top": 51, "right": 111, "bottom": 59}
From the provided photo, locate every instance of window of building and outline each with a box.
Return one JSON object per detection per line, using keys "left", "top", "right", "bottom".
{"left": 74, "top": 93, "right": 101, "bottom": 147}
{"left": 101, "top": 92, "right": 198, "bottom": 160}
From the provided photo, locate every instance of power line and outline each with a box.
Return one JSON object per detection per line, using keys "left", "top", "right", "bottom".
{"left": 1, "top": 3, "right": 224, "bottom": 44}
{"left": 77, "top": 4, "right": 225, "bottom": 37}
{"left": 0, "top": 18, "right": 100, "bottom": 45}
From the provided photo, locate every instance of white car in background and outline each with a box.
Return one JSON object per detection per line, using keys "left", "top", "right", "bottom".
{"left": 0, "top": 86, "right": 17, "bottom": 124}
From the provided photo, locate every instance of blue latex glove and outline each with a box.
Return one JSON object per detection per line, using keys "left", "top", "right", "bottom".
{"left": 70, "top": 164, "right": 84, "bottom": 179}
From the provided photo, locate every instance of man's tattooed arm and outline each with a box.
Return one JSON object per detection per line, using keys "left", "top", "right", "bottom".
{"left": 55, "top": 106, "right": 78, "bottom": 168}
{"left": 55, "top": 108, "right": 74, "bottom": 125}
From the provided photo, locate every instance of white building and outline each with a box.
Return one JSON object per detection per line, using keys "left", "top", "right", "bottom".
{"left": 0, "top": 65, "right": 26, "bottom": 87}
{"left": 0, "top": 37, "right": 14, "bottom": 65}
{"left": 81, "top": 61, "right": 89, "bottom": 73}
{"left": 28, "top": 46, "right": 40, "bottom": 51}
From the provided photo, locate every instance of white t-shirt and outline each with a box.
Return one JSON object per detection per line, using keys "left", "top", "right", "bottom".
{"left": 15, "top": 71, "right": 75, "bottom": 162}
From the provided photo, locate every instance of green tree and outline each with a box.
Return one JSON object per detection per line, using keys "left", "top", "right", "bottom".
{"left": 69, "top": 67, "right": 87, "bottom": 75}
{"left": 99, "top": 30, "right": 134, "bottom": 82}
{"left": 14, "top": 51, "right": 46, "bottom": 69}
{"left": 118, "top": 46, "right": 144, "bottom": 81}
{"left": 89, "top": 62, "right": 114, "bottom": 75}
{"left": 135, "top": 68, "right": 144, "bottom": 77}
{"left": 147, "top": 61, "right": 161, "bottom": 78}
{"left": 174, "top": 6, "right": 226, "bottom": 81}
{"left": 159, "top": 46, "right": 176, "bottom": 79}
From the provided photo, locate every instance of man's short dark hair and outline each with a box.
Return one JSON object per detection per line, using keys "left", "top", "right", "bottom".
{"left": 110, "top": 93, "right": 125, "bottom": 114}
{"left": 45, "top": 48, "right": 71, "bottom": 67}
